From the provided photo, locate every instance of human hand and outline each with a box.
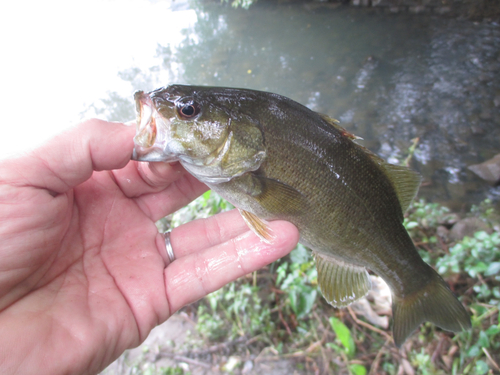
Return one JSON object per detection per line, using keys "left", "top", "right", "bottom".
{"left": 0, "top": 119, "right": 299, "bottom": 375}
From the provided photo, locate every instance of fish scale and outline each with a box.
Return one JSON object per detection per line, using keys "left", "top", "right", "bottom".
{"left": 132, "top": 84, "right": 471, "bottom": 346}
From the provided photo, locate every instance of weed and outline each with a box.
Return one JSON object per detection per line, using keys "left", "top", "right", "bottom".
{"left": 148, "top": 195, "right": 500, "bottom": 375}
{"left": 276, "top": 244, "right": 318, "bottom": 319}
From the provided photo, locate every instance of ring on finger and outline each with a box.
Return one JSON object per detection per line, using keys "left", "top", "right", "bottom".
{"left": 163, "top": 231, "right": 175, "bottom": 263}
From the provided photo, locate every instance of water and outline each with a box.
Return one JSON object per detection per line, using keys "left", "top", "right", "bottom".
{"left": 3, "top": 0, "right": 499, "bottom": 210}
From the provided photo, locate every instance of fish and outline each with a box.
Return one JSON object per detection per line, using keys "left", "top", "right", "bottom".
{"left": 131, "top": 84, "right": 471, "bottom": 346}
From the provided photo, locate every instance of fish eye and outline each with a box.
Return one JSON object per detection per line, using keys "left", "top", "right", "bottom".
{"left": 177, "top": 99, "right": 201, "bottom": 119}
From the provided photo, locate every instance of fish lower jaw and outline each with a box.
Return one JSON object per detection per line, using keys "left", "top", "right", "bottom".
{"left": 131, "top": 146, "right": 179, "bottom": 162}
{"left": 180, "top": 161, "right": 235, "bottom": 184}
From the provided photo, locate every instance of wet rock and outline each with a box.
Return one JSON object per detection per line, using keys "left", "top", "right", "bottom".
{"left": 435, "top": 6, "right": 451, "bottom": 14}
{"left": 436, "top": 225, "right": 450, "bottom": 242}
{"left": 351, "top": 298, "right": 389, "bottom": 328}
{"left": 352, "top": 0, "right": 371, "bottom": 6}
{"left": 468, "top": 154, "right": 500, "bottom": 185}
{"left": 242, "top": 360, "right": 254, "bottom": 374}
{"left": 479, "top": 109, "right": 492, "bottom": 120}
{"left": 494, "top": 95, "right": 500, "bottom": 107}
{"left": 449, "top": 217, "right": 492, "bottom": 242}
{"left": 438, "top": 213, "right": 461, "bottom": 227}
{"left": 351, "top": 276, "right": 391, "bottom": 328}
{"left": 372, "top": 0, "right": 395, "bottom": 6}
{"left": 409, "top": 5, "right": 426, "bottom": 13}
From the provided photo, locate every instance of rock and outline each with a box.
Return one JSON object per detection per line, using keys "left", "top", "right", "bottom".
{"left": 435, "top": 6, "right": 451, "bottom": 14}
{"left": 351, "top": 298, "right": 389, "bottom": 328}
{"left": 351, "top": 276, "right": 391, "bottom": 329}
{"left": 479, "top": 109, "right": 492, "bottom": 120}
{"left": 468, "top": 153, "right": 500, "bottom": 185}
{"left": 372, "top": 0, "right": 397, "bottom": 6}
{"left": 352, "top": 0, "right": 370, "bottom": 6}
{"left": 449, "top": 217, "right": 492, "bottom": 242}
{"left": 494, "top": 95, "right": 500, "bottom": 107}
{"left": 409, "top": 5, "right": 426, "bottom": 13}
{"left": 436, "top": 225, "right": 450, "bottom": 242}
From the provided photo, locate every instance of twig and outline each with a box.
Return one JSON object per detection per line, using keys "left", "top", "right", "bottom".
{"left": 245, "top": 333, "right": 265, "bottom": 346}
{"left": 431, "top": 336, "right": 445, "bottom": 365}
{"left": 347, "top": 306, "right": 392, "bottom": 341}
{"left": 256, "top": 350, "right": 307, "bottom": 362}
{"left": 158, "top": 335, "right": 248, "bottom": 362}
{"left": 368, "top": 338, "right": 391, "bottom": 375}
{"left": 270, "top": 286, "right": 286, "bottom": 294}
{"left": 476, "top": 306, "right": 499, "bottom": 322}
{"left": 276, "top": 293, "right": 292, "bottom": 335}
{"left": 171, "top": 354, "right": 212, "bottom": 369}
{"left": 482, "top": 347, "right": 500, "bottom": 372}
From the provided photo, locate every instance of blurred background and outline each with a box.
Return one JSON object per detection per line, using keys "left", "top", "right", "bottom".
{"left": 1, "top": 0, "right": 499, "bottom": 210}
{"left": 2, "top": 0, "right": 499, "bottom": 374}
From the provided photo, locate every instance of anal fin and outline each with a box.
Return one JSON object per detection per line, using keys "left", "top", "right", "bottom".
{"left": 314, "top": 252, "right": 371, "bottom": 308}
{"left": 239, "top": 209, "right": 275, "bottom": 244}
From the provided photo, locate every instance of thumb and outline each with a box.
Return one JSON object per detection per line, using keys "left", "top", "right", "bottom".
{"left": 0, "top": 119, "right": 136, "bottom": 194}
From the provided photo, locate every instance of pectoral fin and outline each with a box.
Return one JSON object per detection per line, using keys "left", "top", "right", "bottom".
{"left": 239, "top": 209, "right": 275, "bottom": 243}
{"left": 314, "top": 252, "right": 371, "bottom": 308}
{"left": 250, "top": 175, "right": 308, "bottom": 216}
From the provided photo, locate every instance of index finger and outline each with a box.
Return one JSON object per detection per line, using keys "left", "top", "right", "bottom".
{"left": 0, "top": 119, "right": 135, "bottom": 194}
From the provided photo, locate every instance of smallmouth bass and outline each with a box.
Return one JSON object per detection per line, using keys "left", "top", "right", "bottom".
{"left": 131, "top": 85, "right": 470, "bottom": 346}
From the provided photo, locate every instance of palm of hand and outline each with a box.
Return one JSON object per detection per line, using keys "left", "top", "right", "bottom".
{"left": 0, "top": 138, "right": 190, "bottom": 373}
{"left": 0, "top": 121, "right": 298, "bottom": 375}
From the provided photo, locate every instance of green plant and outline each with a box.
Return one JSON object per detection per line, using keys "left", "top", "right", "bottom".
{"left": 276, "top": 244, "right": 318, "bottom": 319}
{"left": 221, "top": 0, "right": 255, "bottom": 9}
{"left": 160, "top": 367, "right": 188, "bottom": 375}
{"left": 196, "top": 280, "right": 274, "bottom": 341}
{"left": 437, "top": 231, "right": 500, "bottom": 302}
{"left": 404, "top": 199, "right": 452, "bottom": 244}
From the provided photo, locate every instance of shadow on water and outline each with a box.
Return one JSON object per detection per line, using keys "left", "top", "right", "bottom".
{"left": 91, "top": 2, "right": 500, "bottom": 210}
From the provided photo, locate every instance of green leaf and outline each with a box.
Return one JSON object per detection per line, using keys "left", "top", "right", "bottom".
{"left": 329, "top": 317, "right": 356, "bottom": 357}
{"left": 290, "top": 244, "right": 309, "bottom": 264}
{"left": 467, "top": 345, "right": 480, "bottom": 357}
{"left": 486, "top": 262, "right": 500, "bottom": 276}
{"left": 478, "top": 330, "right": 490, "bottom": 348}
{"left": 475, "top": 360, "right": 489, "bottom": 375}
{"left": 349, "top": 364, "right": 367, "bottom": 375}
{"left": 201, "top": 190, "right": 211, "bottom": 207}
{"left": 405, "top": 221, "right": 419, "bottom": 229}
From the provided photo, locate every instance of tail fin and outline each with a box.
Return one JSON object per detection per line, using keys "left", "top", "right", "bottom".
{"left": 392, "top": 269, "right": 471, "bottom": 347}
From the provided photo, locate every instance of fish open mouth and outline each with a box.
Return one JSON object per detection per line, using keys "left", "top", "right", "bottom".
{"left": 134, "top": 91, "right": 157, "bottom": 148}
{"left": 131, "top": 91, "right": 176, "bottom": 162}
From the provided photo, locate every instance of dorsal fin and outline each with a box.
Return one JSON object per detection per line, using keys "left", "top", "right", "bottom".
{"left": 321, "top": 113, "right": 420, "bottom": 212}
{"left": 362, "top": 151, "right": 421, "bottom": 212}
{"left": 377, "top": 161, "right": 421, "bottom": 212}
{"left": 318, "top": 113, "right": 362, "bottom": 140}
{"left": 349, "top": 140, "right": 421, "bottom": 213}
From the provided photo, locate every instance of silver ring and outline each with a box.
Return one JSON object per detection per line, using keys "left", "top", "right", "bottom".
{"left": 164, "top": 231, "right": 175, "bottom": 263}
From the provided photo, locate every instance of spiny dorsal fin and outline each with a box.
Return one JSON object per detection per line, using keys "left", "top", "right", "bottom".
{"left": 318, "top": 113, "right": 363, "bottom": 140}
{"left": 314, "top": 252, "right": 371, "bottom": 308}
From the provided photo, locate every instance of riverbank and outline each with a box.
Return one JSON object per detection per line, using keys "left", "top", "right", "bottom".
{"left": 226, "top": 0, "right": 500, "bottom": 21}
{"left": 102, "top": 196, "right": 500, "bottom": 375}
{"left": 346, "top": 0, "right": 500, "bottom": 21}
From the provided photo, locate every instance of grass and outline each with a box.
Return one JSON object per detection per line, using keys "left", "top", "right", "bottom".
{"left": 122, "top": 190, "right": 500, "bottom": 374}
